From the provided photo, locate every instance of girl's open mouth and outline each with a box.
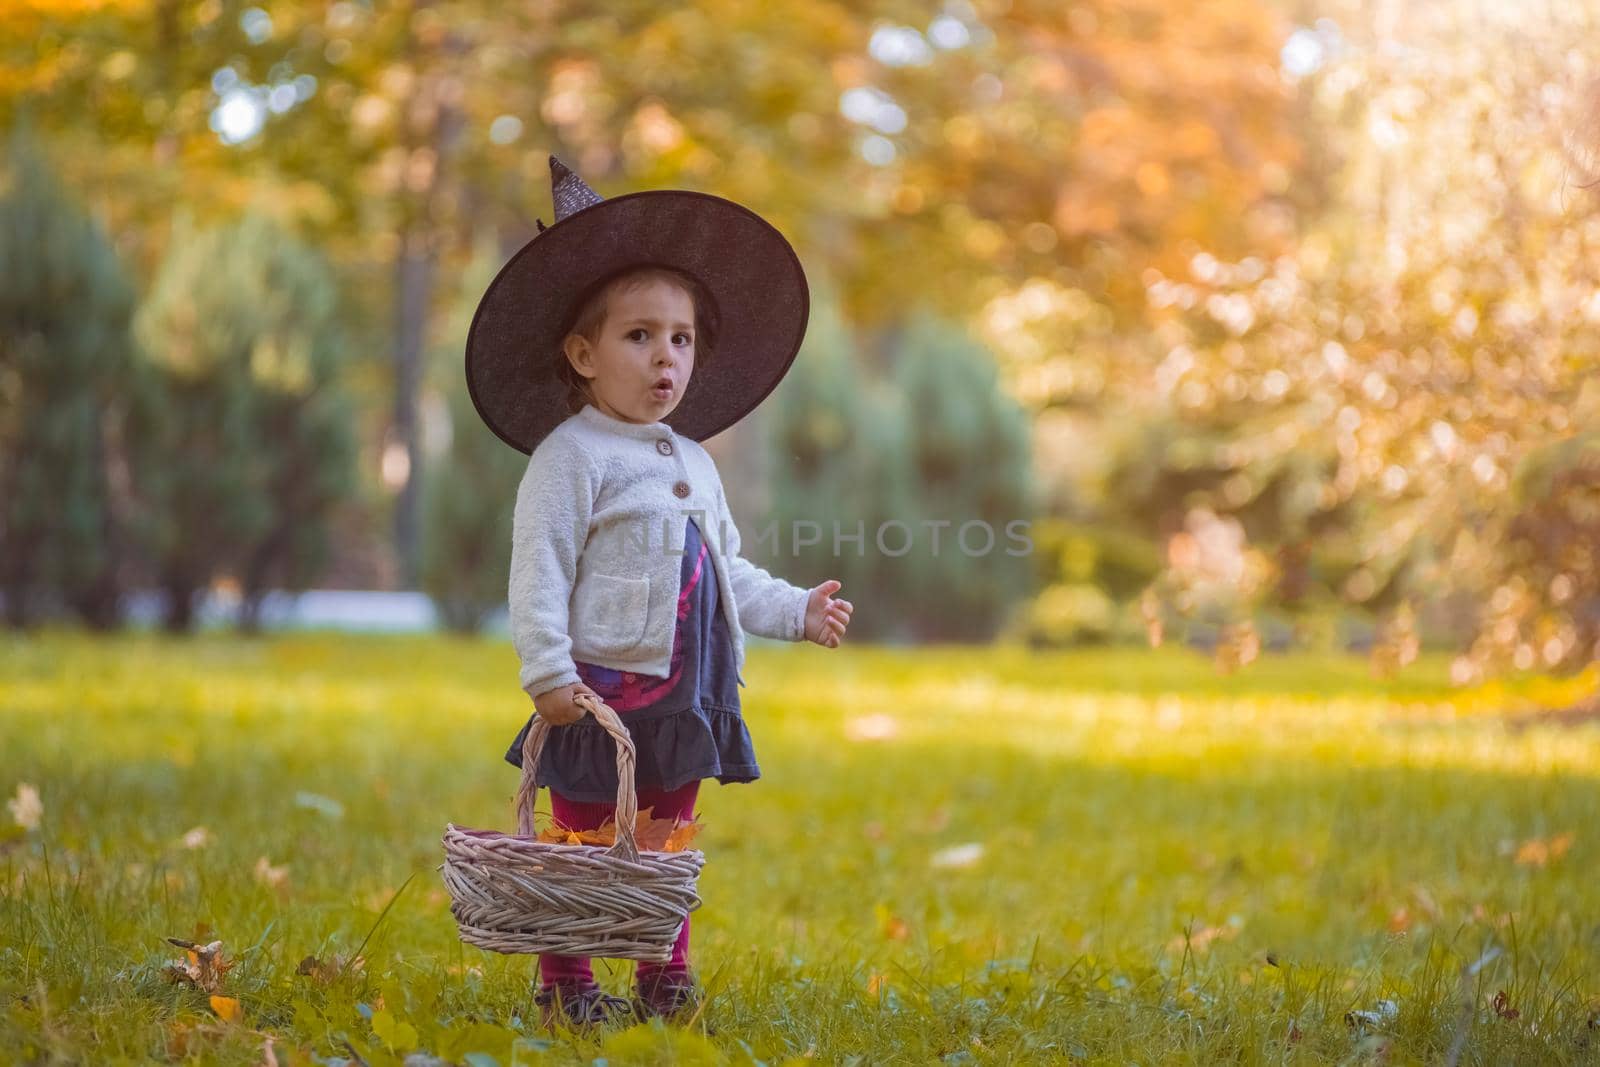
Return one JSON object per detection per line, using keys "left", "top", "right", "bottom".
{"left": 652, "top": 380, "right": 673, "bottom": 398}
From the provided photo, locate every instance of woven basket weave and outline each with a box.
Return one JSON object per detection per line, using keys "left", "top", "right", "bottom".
{"left": 439, "top": 692, "right": 706, "bottom": 961}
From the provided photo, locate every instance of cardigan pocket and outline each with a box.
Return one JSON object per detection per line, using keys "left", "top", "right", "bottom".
{"left": 571, "top": 571, "right": 650, "bottom": 654}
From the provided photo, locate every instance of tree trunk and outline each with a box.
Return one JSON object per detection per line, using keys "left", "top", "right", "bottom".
{"left": 389, "top": 3, "right": 467, "bottom": 590}
{"left": 162, "top": 568, "right": 198, "bottom": 633}
{"left": 392, "top": 237, "right": 432, "bottom": 588}
{"left": 70, "top": 412, "right": 124, "bottom": 631}
{"left": 2, "top": 578, "right": 29, "bottom": 629}
{"left": 238, "top": 593, "right": 263, "bottom": 635}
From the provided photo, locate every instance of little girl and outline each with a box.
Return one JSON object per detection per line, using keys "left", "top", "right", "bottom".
{"left": 464, "top": 156, "right": 853, "bottom": 1030}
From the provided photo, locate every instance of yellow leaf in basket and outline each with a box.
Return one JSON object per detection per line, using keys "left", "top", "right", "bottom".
{"left": 633, "top": 806, "right": 684, "bottom": 851}
{"left": 663, "top": 818, "right": 702, "bottom": 852}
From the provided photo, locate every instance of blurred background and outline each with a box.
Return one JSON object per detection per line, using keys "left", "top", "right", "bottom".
{"left": 4, "top": 0, "right": 1600, "bottom": 691}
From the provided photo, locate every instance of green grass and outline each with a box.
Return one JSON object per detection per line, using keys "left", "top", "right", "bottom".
{"left": 3, "top": 631, "right": 1599, "bottom": 1065}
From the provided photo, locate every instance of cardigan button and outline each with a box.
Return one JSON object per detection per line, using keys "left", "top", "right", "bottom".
{"left": 673, "top": 480, "right": 690, "bottom": 498}
{"left": 656, "top": 439, "right": 673, "bottom": 456}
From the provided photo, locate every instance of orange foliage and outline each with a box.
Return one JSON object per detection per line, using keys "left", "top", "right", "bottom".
{"left": 534, "top": 805, "right": 702, "bottom": 852}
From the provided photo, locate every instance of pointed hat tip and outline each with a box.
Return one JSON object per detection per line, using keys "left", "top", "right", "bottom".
{"left": 549, "top": 154, "right": 573, "bottom": 179}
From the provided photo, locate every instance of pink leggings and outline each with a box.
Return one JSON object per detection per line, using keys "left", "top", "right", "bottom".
{"left": 538, "top": 777, "right": 700, "bottom": 991}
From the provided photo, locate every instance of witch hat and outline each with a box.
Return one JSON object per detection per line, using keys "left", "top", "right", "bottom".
{"left": 465, "top": 155, "right": 810, "bottom": 454}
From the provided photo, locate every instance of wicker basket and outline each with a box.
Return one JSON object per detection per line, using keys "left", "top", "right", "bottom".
{"left": 439, "top": 692, "right": 706, "bottom": 961}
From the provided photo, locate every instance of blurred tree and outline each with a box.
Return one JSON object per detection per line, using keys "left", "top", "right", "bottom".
{"left": 133, "top": 212, "right": 357, "bottom": 631}
{"left": 762, "top": 274, "right": 911, "bottom": 640}
{"left": 1010, "top": 513, "right": 1165, "bottom": 648}
{"left": 977, "top": 2, "right": 1600, "bottom": 678}
{"left": 0, "top": 126, "right": 140, "bottom": 629}
{"left": 419, "top": 235, "right": 524, "bottom": 632}
{"left": 0, "top": 1, "right": 1307, "bottom": 592}
{"left": 1491, "top": 435, "right": 1600, "bottom": 692}
{"left": 886, "top": 306, "right": 1038, "bottom": 641}
{"left": 855, "top": 0, "right": 1305, "bottom": 325}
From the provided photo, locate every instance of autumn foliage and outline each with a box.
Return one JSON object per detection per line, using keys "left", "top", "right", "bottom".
{"left": 534, "top": 805, "right": 703, "bottom": 853}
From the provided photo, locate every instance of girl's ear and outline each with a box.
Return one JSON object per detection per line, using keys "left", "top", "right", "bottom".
{"left": 562, "top": 333, "right": 595, "bottom": 379}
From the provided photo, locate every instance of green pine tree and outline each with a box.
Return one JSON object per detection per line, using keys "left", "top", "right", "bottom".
{"left": 765, "top": 274, "right": 911, "bottom": 641}
{"left": 887, "top": 303, "right": 1039, "bottom": 641}
{"left": 419, "top": 236, "right": 528, "bottom": 632}
{"left": 133, "top": 212, "right": 357, "bottom": 631}
{"left": 0, "top": 125, "right": 140, "bottom": 629}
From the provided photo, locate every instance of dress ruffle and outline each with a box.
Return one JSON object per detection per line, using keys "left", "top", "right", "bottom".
{"left": 503, "top": 698, "right": 759, "bottom": 803}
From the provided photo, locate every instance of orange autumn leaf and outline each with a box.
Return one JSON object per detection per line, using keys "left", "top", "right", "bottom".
{"left": 209, "top": 994, "right": 242, "bottom": 1023}
{"left": 1514, "top": 831, "right": 1575, "bottom": 867}
{"left": 663, "top": 818, "right": 702, "bottom": 852}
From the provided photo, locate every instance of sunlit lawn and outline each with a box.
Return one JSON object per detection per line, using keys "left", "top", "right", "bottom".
{"left": 3, "top": 631, "right": 1599, "bottom": 1065}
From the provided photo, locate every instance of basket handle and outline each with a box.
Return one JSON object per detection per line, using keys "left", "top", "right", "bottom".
{"left": 515, "top": 690, "right": 641, "bottom": 862}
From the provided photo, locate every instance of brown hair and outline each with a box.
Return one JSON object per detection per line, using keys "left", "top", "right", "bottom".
{"left": 555, "top": 264, "right": 720, "bottom": 415}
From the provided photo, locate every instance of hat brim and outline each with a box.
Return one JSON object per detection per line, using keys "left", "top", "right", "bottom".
{"left": 466, "top": 189, "right": 810, "bottom": 455}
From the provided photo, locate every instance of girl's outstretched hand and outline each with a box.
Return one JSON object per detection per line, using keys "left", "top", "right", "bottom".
{"left": 804, "top": 580, "right": 852, "bottom": 648}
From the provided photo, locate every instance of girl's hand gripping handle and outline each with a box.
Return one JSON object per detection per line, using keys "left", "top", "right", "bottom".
{"left": 533, "top": 681, "right": 603, "bottom": 726}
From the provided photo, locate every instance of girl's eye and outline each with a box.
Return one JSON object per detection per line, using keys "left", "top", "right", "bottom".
{"left": 624, "top": 328, "right": 691, "bottom": 344}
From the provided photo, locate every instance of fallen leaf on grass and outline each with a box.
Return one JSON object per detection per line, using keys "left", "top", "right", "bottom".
{"left": 180, "top": 826, "right": 213, "bottom": 849}
{"left": 844, "top": 713, "right": 899, "bottom": 741}
{"left": 162, "top": 938, "right": 235, "bottom": 994}
{"left": 930, "top": 842, "right": 985, "bottom": 869}
{"left": 209, "top": 995, "right": 242, "bottom": 1023}
{"left": 1513, "top": 831, "right": 1574, "bottom": 867}
{"left": 867, "top": 973, "right": 889, "bottom": 996}
{"left": 296, "top": 952, "right": 366, "bottom": 984}
{"left": 1492, "top": 990, "right": 1521, "bottom": 1020}
{"left": 7, "top": 782, "right": 41, "bottom": 830}
{"left": 874, "top": 902, "right": 910, "bottom": 941}
{"left": 1345, "top": 998, "right": 1399, "bottom": 1030}
{"left": 1166, "top": 918, "right": 1242, "bottom": 955}
{"left": 254, "top": 856, "right": 290, "bottom": 889}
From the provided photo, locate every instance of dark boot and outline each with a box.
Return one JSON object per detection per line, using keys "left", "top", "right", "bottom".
{"left": 532, "top": 979, "right": 634, "bottom": 1030}
{"left": 632, "top": 969, "right": 702, "bottom": 1023}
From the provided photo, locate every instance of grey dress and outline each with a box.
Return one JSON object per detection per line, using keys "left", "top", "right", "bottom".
{"left": 504, "top": 515, "right": 760, "bottom": 802}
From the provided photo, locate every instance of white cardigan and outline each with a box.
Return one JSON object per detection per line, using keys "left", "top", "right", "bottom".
{"left": 509, "top": 401, "right": 811, "bottom": 701}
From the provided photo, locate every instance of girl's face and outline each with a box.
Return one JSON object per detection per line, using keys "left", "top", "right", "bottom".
{"left": 563, "top": 278, "right": 696, "bottom": 425}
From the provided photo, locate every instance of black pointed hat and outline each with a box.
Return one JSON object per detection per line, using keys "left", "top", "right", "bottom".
{"left": 465, "top": 155, "right": 811, "bottom": 454}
